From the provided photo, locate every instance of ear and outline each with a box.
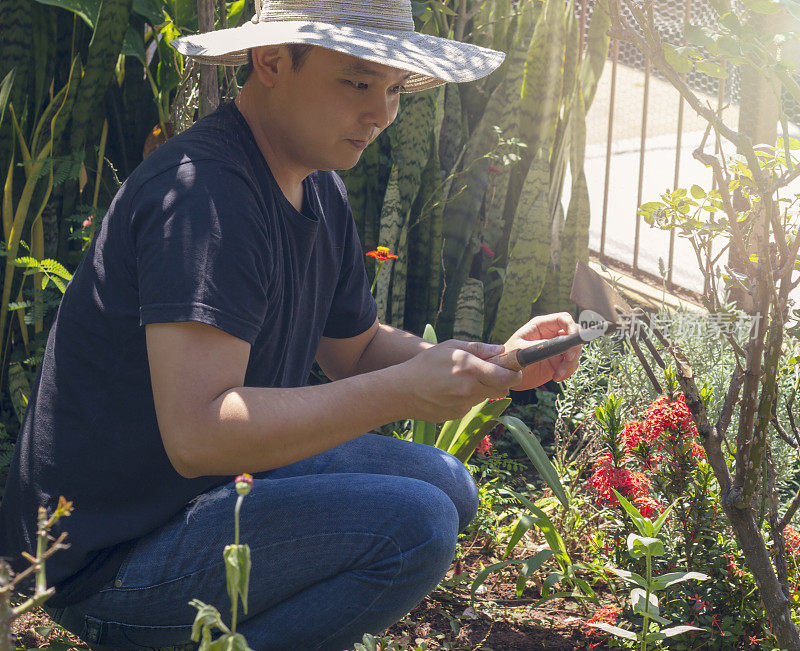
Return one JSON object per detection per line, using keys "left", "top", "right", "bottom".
{"left": 250, "top": 45, "right": 284, "bottom": 88}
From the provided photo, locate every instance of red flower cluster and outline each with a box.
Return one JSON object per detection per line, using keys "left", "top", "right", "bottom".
{"left": 722, "top": 552, "right": 746, "bottom": 579}
{"left": 785, "top": 525, "right": 800, "bottom": 556}
{"left": 475, "top": 435, "right": 492, "bottom": 457}
{"left": 586, "top": 603, "right": 622, "bottom": 626}
{"left": 632, "top": 494, "right": 665, "bottom": 519}
{"left": 589, "top": 453, "right": 652, "bottom": 509}
{"left": 643, "top": 394, "right": 698, "bottom": 442}
{"left": 622, "top": 394, "right": 706, "bottom": 469}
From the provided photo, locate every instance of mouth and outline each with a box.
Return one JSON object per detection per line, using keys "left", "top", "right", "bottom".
{"left": 346, "top": 139, "right": 370, "bottom": 150}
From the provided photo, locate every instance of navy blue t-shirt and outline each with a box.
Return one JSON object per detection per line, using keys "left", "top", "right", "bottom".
{"left": 0, "top": 100, "right": 377, "bottom": 606}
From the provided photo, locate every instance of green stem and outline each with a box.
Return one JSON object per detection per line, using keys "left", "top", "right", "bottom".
{"left": 234, "top": 495, "right": 243, "bottom": 546}
{"left": 35, "top": 510, "right": 47, "bottom": 595}
{"left": 369, "top": 260, "right": 384, "bottom": 295}
{"left": 641, "top": 553, "right": 652, "bottom": 651}
{"left": 231, "top": 494, "right": 244, "bottom": 634}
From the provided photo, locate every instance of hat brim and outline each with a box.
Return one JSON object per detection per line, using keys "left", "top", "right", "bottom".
{"left": 170, "top": 21, "right": 505, "bottom": 92}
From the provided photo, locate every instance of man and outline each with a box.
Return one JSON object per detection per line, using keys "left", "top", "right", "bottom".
{"left": 0, "top": 1, "right": 582, "bottom": 649}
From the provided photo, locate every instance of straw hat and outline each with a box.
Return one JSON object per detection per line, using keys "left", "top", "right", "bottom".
{"left": 169, "top": 0, "right": 506, "bottom": 92}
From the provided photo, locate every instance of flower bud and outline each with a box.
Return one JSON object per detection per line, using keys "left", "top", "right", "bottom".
{"left": 235, "top": 473, "right": 253, "bottom": 496}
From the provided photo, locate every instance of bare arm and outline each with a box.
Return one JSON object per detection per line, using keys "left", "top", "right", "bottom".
{"left": 316, "top": 317, "right": 434, "bottom": 380}
{"left": 147, "top": 322, "right": 520, "bottom": 479}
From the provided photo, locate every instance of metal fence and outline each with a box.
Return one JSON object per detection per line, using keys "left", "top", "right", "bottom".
{"left": 579, "top": 0, "right": 787, "bottom": 300}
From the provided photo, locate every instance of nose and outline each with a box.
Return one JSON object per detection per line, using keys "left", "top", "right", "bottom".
{"left": 362, "top": 92, "right": 399, "bottom": 132}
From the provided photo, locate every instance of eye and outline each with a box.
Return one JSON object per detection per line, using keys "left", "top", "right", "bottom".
{"left": 391, "top": 85, "right": 406, "bottom": 94}
{"left": 345, "top": 80, "right": 369, "bottom": 90}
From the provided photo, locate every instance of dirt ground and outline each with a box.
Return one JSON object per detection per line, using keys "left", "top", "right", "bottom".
{"left": 10, "top": 547, "right": 605, "bottom": 650}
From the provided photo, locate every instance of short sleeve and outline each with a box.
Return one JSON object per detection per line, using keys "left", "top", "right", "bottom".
{"left": 322, "top": 199, "right": 377, "bottom": 339}
{"left": 130, "top": 161, "right": 271, "bottom": 345}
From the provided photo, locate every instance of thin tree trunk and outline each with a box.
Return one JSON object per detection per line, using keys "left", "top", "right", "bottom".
{"left": 197, "top": 0, "right": 219, "bottom": 117}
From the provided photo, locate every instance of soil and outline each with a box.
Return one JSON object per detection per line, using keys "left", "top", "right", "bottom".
{"left": 10, "top": 547, "right": 604, "bottom": 651}
{"left": 382, "top": 546, "right": 601, "bottom": 651}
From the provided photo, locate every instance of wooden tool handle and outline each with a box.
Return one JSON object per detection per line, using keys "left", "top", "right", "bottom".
{"left": 487, "top": 349, "right": 523, "bottom": 371}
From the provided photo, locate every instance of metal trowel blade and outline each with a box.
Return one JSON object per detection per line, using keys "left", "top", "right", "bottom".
{"left": 569, "top": 260, "right": 633, "bottom": 327}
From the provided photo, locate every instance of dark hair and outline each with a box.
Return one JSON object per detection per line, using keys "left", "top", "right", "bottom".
{"left": 243, "top": 44, "right": 314, "bottom": 79}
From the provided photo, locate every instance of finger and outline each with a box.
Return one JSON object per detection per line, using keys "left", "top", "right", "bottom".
{"left": 553, "top": 348, "right": 582, "bottom": 381}
{"left": 474, "top": 357, "right": 523, "bottom": 388}
{"left": 451, "top": 339, "right": 506, "bottom": 360}
{"left": 524, "top": 312, "right": 577, "bottom": 339}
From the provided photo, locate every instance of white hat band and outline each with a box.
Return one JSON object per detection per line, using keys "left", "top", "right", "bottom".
{"left": 252, "top": 0, "right": 415, "bottom": 30}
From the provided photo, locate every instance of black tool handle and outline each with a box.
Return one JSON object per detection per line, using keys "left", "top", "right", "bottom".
{"left": 489, "top": 325, "right": 607, "bottom": 370}
{"left": 516, "top": 331, "right": 586, "bottom": 367}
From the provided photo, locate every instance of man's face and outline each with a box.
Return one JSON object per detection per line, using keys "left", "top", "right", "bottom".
{"left": 253, "top": 46, "right": 412, "bottom": 172}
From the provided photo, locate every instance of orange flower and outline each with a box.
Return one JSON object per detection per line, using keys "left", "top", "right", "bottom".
{"left": 366, "top": 246, "right": 398, "bottom": 261}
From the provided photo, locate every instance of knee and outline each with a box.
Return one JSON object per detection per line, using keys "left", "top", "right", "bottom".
{"left": 445, "top": 454, "right": 479, "bottom": 533}
{"left": 400, "top": 483, "right": 461, "bottom": 569}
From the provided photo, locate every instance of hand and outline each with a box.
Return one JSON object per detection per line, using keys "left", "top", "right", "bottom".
{"left": 492, "top": 312, "right": 582, "bottom": 392}
{"left": 396, "top": 339, "right": 523, "bottom": 423}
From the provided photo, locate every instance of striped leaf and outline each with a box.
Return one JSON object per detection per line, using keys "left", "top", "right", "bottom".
{"left": 490, "top": 152, "right": 551, "bottom": 343}
{"left": 579, "top": 0, "right": 611, "bottom": 109}
{"left": 481, "top": 0, "right": 537, "bottom": 256}
{"left": 69, "top": 0, "right": 132, "bottom": 156}
{"left": 375, "top": 90, "right": 435, "bottom": 323}
{"left": 0, "top": 0, "right": 33, "bottom": 172}
{"left": 404, "top": 135, "right": 441, "bottom": 333}
{"left": 453, "top": 278, "right": 484, "bottom": 342}
{"left": 8, "top": 361, "right": 30, "bottom": 425}
{"left": 438, "top": 83, "right": 464, "bottom": 177}
{"left": 519, "top": 0, "right": 566, "bottom": 157}
{"left": 438, "top": 64, "right": 521, "bottom": 338}
{"left": 390, "top": 212, "right": 410, "bottom": 326}
{"left": 339, "top": 141, "right": 380, "bottom": 243}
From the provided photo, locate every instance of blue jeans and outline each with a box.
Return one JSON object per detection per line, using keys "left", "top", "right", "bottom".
{"left": 45, "top": 433, "right": 479, "bottom": 650}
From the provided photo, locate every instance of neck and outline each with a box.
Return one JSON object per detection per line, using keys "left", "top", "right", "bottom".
{"left": 234, "top": 82, "right": 309, "bottom": 212}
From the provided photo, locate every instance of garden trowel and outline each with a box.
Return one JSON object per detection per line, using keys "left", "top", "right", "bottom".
{"left": 488, "top": 260, "right": 634, "bottom": 371}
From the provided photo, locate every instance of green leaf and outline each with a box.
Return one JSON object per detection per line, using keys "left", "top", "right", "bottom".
{"left": 132, "top": 0, "right": 164, "bottom": 23}
{"left": 695, "top": 60, "right": 729, "bottom": 79}
{"left": 515, "top": 550, "right": 555, "bottom": 597}
{"left": 611, "top": 489, "right": 650, "bottom": 536}
{"left": 605, "top": 566, "right": 649, "bottom": 589}
{"left": 631, "top": 588, "right": 669, "bottom": 624}
{"left": 470, "top": 559, "right": 525, "bottom": 601}
{"left": 778, "top": 136, "right": 800, "bottom": 150}
{"left": 500, "top": 415, "right": 568, "bottom": 507}
{"left": 503, "top": 514, "right": 536, "bottom": 559}
{"left": 690, "top": 184, "right": 706, "bottom": 199}
{"left": 627, "top": 533, "right": 664, "bottom": 559}
{"left": 412, "top": 418, "right": 437, "bottom": 446}
{"left": 650, "top": 571, "right": 709, "bottom": 590}
{"left": 742, "top": 0, "right": 781, "bottom": 12}
{"left": 189, "top": 599, "right": 224, "bottom": 642}
{"left": 0, "top": 69, "right": 15, "bottom": 131}
{"left": 34, "top": 0, "right": 101, "bottom": 27}
{"left": 422, "top": 323, "right": 438, "bottom": 343}
{"left": 684, "top": 25, "right": 717, "bottom": 49}
{"left": 444, "top": 398, "right": 510, "bottom": 462}
{"left": 543, "top": 570, "right": 564, "bottom": 594}
{"left": 660, "top": 625, "right": 704, "bottom": 637}
{"left": 587, "top": 623, "right": 637, "bottom": 641}
{"left": 121, "top": 25, "right": 147, "bottom": 62}
{"left": 662, "top": 43, "right": 693, "bottom": 73}
{"left": 719, "top": 12, "right": 741, "bottom": 32}
{"left": 652, "top": 500, "right": 677, "bottom": 534}
{"left": 225, "top": 633, "right": 254, "bottom": 651}
{"left": 506, "top": 489, "right": 571, "bottom": 570}
{"left": 223, "top": 543, "right": 252, "bottom": 614}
